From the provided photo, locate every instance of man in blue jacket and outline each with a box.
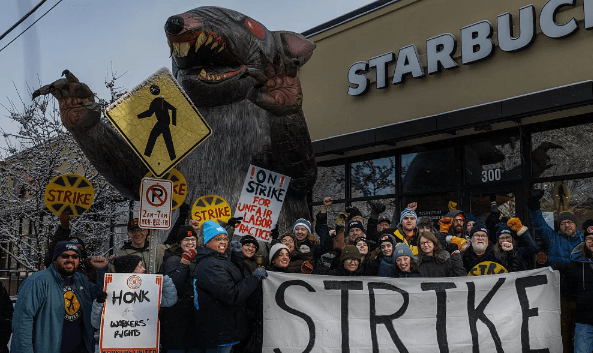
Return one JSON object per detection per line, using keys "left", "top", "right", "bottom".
{"left": 11, "top": 241, "right": 107, "bottom": 353}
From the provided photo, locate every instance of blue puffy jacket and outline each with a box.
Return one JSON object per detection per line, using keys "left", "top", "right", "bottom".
{"left": 529, "top": 209, "right": 583, "bottom": 268}
{"left": 11, "top": 264, "right": 103, "bottom": 353}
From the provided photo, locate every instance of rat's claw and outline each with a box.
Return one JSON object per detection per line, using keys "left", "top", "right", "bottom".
{"left": 61, "top": 70, "right": 79, "bottom": 84}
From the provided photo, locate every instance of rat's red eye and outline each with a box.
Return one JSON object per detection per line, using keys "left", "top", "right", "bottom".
{"left": 245, "top": 17, "right": 265, "bottom": 39}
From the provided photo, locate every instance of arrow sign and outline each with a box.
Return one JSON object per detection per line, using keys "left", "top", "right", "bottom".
{"left": 139, "top": 177, "right": 173, "bottom": 229}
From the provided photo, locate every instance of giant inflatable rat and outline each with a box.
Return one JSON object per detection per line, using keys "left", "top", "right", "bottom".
{"left": 33, "top": 6, "right": 317, "bottom": 231}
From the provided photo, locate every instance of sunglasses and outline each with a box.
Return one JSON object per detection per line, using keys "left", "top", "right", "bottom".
{"left": 60, "top": 254, "right": 79, "bottom": 260}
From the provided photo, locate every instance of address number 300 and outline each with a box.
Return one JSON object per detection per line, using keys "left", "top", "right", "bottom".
{"left": 482, "top": 168, "right": 502, "bottom": 182}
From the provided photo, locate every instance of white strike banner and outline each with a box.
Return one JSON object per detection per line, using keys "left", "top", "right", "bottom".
{"left": 263, "top": 268, "right": 561, "bottom": 353}
{"left": 234, "top": 165, "right": 290, "bottom": 242}
{"left": 100, "top": 273, "right": 163, "bottom": 353}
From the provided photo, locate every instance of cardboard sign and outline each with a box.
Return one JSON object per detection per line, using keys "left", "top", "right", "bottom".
{"left": 191, "top": 194, "right": 232, "bottom": 226}
{"left": 105, "top": 67, "right": 212, "bottom": 178}
{"left": 263, "top": 268, "right": 561, "bottom": 353}
{"left": 100, "top": 273, "right": 162, "bottom": 352}
{"left": 143, "top": 168, "right": 187, "bottom": 210}
{"left": 234, "top": 165, "right": 290, "bottom": 242}
{"left": 139, "top": 178, "right": 173, "bottom": 229}
{"left": 44, "top": 173, "right": 94, "bottom": 216}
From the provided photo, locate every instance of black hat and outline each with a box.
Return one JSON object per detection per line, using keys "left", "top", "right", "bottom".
{"left": 346, "top": 207, "right": 363, "bottom": 222}
{"left": 240, "top": 235, "right": 259, "bottom": 252}
{"left": 113, "top": 255, "right": 142, "bottom": 273}
{"left": 348, "top": 220, "right": 365, "bottom": 233}
{"left": 379, "top": 234, "right": 395, "bottom": 246}
{"left": 340, "top": 245, "right": 362, "bottom": 262}
{"left": 470, "top": 221, "right": 489, "bottom": 237}
{"left": 52, "top": 241, "right": 81, "bottom": 262}
{"left": 582, "top": 219, "right": 593, "bottom": 231}
{"left": 378, "top": 216, "right": 391, "bottom": 225}
{"left": 557, "top": 212, "right": 577, "bottom": 225}
{"left": 128, "top": 218, "right": 141, "bottom": 231}
{"left": 176, "top": 226, "right": 197, "bottom": 244}
{"left": 496, "top": 225, "right": 513, "bottom": 239}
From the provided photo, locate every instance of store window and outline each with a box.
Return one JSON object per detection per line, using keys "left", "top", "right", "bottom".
{"left": 401, "top": 148, "right": 456, "bottom": 193}
{"left": 351, "top": 198, "right": 396, "bottom": 228}
{"left": 534, "top": 177, "right": 593, "bottom": 228}
{"left": 311, "top": 202, "right": 346, "bottom": 231}
{"left": 464, "top": 134, "right": 521, "bottom": 184}
{"left": 313, "top": 165, "right": 345, "bottom": 202}
{"left": 531, "top": 122, "right": 593, "bottom": 178}
{"left": 400, "top": 193, "right": 457, "bottom": 225}
{"left": 350, "top": 157, "right": 396, "bottom": 198}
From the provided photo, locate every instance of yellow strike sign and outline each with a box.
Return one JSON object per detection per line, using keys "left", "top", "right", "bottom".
{"left": 467, "top": 261, "right": 508, "bottom": 276}
{"left": 105, "top": 67, "right": 212, "bottom": 177}
{"left": 44, "top": 173, "right": 95, "bottom": 217}
{"left": 143, "top": 168, "right": 188, "bottom": 210}
{"left": 191, "top": 195, "right": 232, "bottom": 226}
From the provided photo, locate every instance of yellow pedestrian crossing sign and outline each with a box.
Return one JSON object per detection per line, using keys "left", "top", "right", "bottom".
{"left": 105, "top": 67, "right": 212, "bottom": 177}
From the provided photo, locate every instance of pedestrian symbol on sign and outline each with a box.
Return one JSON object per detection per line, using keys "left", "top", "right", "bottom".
{"left": 138, "top": 85, "right": 177, "bottom": 161}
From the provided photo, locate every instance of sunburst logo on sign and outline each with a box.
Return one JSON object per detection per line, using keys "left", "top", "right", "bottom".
{"left": 127, "top": 275, "right": 142, "bottom": 289}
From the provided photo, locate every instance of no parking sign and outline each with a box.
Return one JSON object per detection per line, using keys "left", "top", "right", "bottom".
{"left": 139, "top": 178, "right": 173, "bottom": 229}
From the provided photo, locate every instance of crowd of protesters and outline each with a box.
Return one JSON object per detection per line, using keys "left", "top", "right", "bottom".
{"left": 6, "top": 188, "right": 593, "bottom": 352}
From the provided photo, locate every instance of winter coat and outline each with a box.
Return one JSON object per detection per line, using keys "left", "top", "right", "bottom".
{"left": 231, "top": 251, "right": 259, "bottom": 278}
{"left": 0, "top": 282, "right": 12, "bottom": 353}
{"left": 11, "top": 264, "right": 104, "bottom": 353}
{"left": 161, "top": 250, "right": 199, "bottom": 350}
{"left": 377, "top": 255, "right": 396, "bottom": 277}
{"left": 392, "top": 226, "right": 419, "bottom": 255}
{"left": 462, "top": 244, "right": 520, "bottom": 275}
{"left": 529, "top": 209, "right": 583, "bottom": 269}
{"left": 418, "top": 251, "right": 466, "bottom": 277}
{"left": 566, "top": 243, "right": 593, "bottom": 326}
{"left": 326, "top": 264, "right": 365, "bottom": 276}
{"left": 193, "top": 246, "right": 259, "bottom": 349}
{"left": 505, "top": 227, "right": 538, "bottom": 271}
{"left": 91, "top": 274, "right": 177, "bottom": 328}
{"left": 113, "top": 241, "right": 167, "bottom": 274}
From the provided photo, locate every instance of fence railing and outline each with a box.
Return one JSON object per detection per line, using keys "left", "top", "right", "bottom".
{"left": 0, "top": 269, "right": 34, "bottom": 300}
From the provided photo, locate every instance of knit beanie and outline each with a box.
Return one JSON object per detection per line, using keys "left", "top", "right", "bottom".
{"left": 496, "top": 225, "right": 513, "bottom": 239}
{"left": 52, "top": 241, "right": 81, "bottom": 262}
{"left": 202, "top": 220, "right": 227, "bottom": 245}
{"left": 470, "top": 221, "right": 488, "bottom": 237}
{"left": 240, "top": 235, "right": 260, "bottom": 252}
{"left": 393, "top": 243, "right": 414, "bottom": 260}
{"left": 466, "top": 213, "right": 477, "bottom": 223}
{"left": 582, "top": 219, "right": 593, "bottom": 231}
{"left": 340, "top": 245, "right": 362, "bottom": 262}
{"left": 269, "top": 243, "right": 290, "bottom": 265}
{"left": 346, "top": 207, "right": 363, "bottom": 222}
{"left": 113, "top": 255, "right": 142, "bottom": 273}
{"left": 348, "top": 220, "right": 365, "bottom": 233}
{"left": 557, "top": 212, "right": 577, "bottom": 225}
{"left": 293, "top": 218, "right": 311, "bottom": 234}
{"left": 69, "top": 237, "right": 86, "bottom": 251}
{"left": 176, "top": 225, "right": 197, "bottom": 244}
{"left": 399, "top": 208, "right": 418, "bottom": 223}
{"left": 378, "top": 216, "right": 391, "bottom": 225}
{"left": 379, "top": 234, "right": 395, "bottom": 247}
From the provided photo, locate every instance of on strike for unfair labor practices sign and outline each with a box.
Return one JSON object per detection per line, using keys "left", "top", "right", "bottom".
{"left": 100, "top": 273, "right": 163, "bottom": 353}
{"left": 139, "top": 178, "right": 173, "bottom": 229}
{"left": 263, "top": 268, "right": 562, "bottom": 353}
{"left": 234, "top": 165, "right": 290, "bottom": 242}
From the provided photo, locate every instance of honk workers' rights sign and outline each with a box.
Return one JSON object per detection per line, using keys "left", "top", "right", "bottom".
{"left": 100, "top": 273, "right": 163, "bottom": 353}
{"left": 234, "top": 165, "right": 290, "bottom": 242}
{"left": 263, "top": 268, "right": 561, "bottom": 353}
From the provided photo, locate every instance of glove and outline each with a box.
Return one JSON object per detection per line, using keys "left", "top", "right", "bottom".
{"left": 230, "top": 240, "right": 242, "bottom": 253}
{"left": 253, "top": 267, "right": 268, "bottom": 280}
{"left": 507, "top": 218, "right": 523, "bottom": 232}
{"left": 179, "top": 202, "right": 190, "bottom": 219}
{"left": 301, "top": 261, "right": 313, "bottom": 274}
{"left": 527, "top": 189, "right": 545, "bottom": 211}
{"left": 447, "top": 201, "right": 457, "bottom": 212}
{"left": 97, "top": 291, "right": 108, "bottom": 304}
{"left": 228, "top": 217, "right": 243, "bottom": 228}
{"left": 271, "top": 224, "right": 279, "bottom": 240}
{"left": 368, "top": 201, "right": 386, "bottom": 217}
{"left": 181, "top": 249, "right": 196, "bottom": 262}
{"left": 439, "top": 217, "right": 452, "bottom": 233}
{"left": 449, "top": 236, "right": 467, "bottom": 251}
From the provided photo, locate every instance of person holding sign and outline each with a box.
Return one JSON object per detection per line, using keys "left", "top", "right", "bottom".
{"left": 11, "top": 241, "right": 108, "bottom": 353}
{"left": 193, "top": 220, "right": 268, "bottom": 352}
{"left": 161, "top": 226, "right": 200, "bottom": 353}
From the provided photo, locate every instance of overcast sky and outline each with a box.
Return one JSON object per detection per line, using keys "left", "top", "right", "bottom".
{"left": 0, "top": 0, "right": 375, "bottom": 149}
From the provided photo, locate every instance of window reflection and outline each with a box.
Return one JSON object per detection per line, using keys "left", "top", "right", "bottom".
{"left": 531, "top": 123, "right": 593, "bottom": 178}
{"left": 351, "top": 199, "right": 396, "bottom": 229}
{"left": 313, "top": 165, "right": 345, "bottom": 202}
{"left": 401, "top": 194, "right": 457, "bottom": 225}
{"left": 465, "top": 134, "right": 521, "bottom": 184}
{"left": 350, "top": 157, "right": 395, "bottom": 198}
{"left": 401, "top": 148, "right": 455, "bottom": 193}
{"left": 534, "top": 177, "right": 593, "bottom": 227}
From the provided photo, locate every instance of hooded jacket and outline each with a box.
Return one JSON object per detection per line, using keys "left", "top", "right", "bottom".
{"left": 392, "top": 224, "right": 420, "bottom": 255}
{"left": 529, "top": 208, "right": 583, "bottom": 269}
{"left": 11, "top": 264, "right": 103, "bottom": 353}
{"left": 418, "top": 250, "right": 466, "bottom": 277}
{"left": 114, "top": 240, "right": 167, "bottom": 274}
{"left": 566, "top": 242, "right": 593, "bottom": 325}
{"left": 193, "top": 246, "right": 259, "bottom": 349}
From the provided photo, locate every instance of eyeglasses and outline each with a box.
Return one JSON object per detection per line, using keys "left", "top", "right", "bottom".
{"left": 281, "top": 238, "right": 294, "bottom": 243}
{"left": 60, "top": 254, "right": 79, "bottom": 260}
{"left": 560, "top": 220, "right": 575, "bottom": 226}
{"left": 243, "top": 243, "right": 257, "bottom": 249}
{"left": 472, "top": 234, "right": 488, "bottom": 239}
{"left": 182, "top": 238, "right": 197, "bottom": 243}
{"left": 344, "top": 259, "right": 359, "bottom": 263}
{"left": 453, "top": 218, "right": 465, "bottom": 224}
{"left": 213, "top": 237, "right": 229, "bottom": 242}
{"left": 498, "top": 236, "right": 512, "bottom": 241}
{"left": 585, "top": 237, "right": 593, "bottom": 243}
{"left": 420, "top": 241, "right": 432, "bottom": 246}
